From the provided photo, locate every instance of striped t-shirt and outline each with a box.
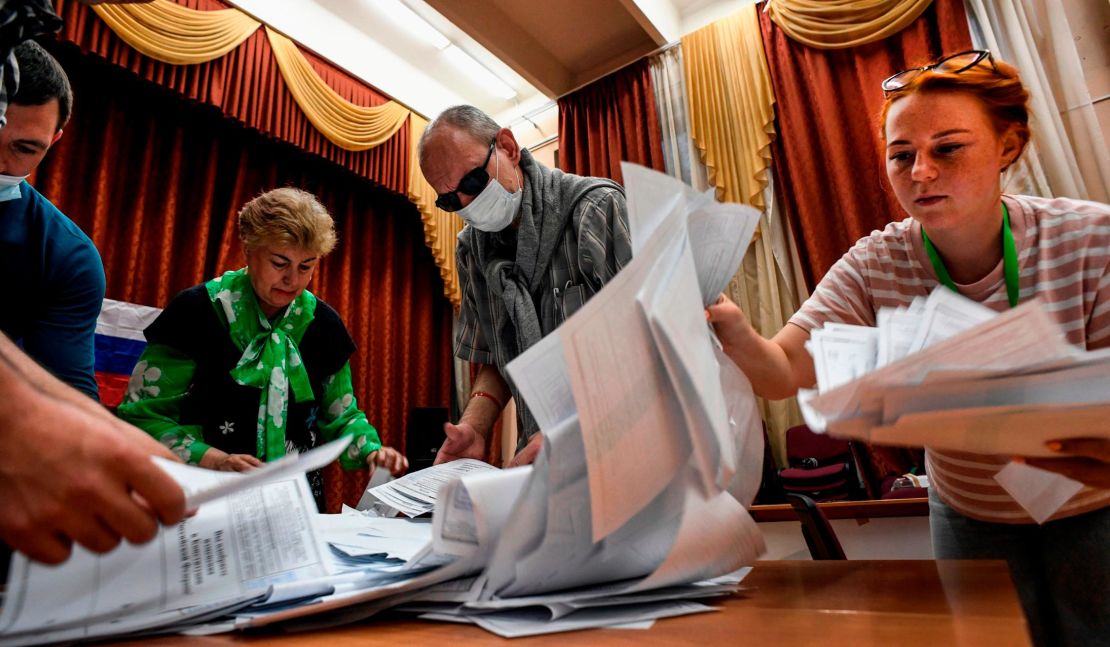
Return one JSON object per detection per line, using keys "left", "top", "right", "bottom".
{"left": 790, "top": 194, "right": 1110, "bottom": 523}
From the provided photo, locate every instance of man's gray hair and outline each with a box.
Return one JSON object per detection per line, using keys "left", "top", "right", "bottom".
{"left": 418, "top": 105, "right": 501, "bottom": 159}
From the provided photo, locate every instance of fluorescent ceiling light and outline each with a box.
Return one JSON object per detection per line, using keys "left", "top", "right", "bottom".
{"left": 377, "top": 0, "right": 450, "bottom": 50}
{"left": 442, "top": 44, "right": 517, "bottom": 100}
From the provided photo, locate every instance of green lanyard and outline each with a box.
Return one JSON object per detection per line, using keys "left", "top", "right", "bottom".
{"left": 921, "top": 203, "right": 1019, "bottom": 308}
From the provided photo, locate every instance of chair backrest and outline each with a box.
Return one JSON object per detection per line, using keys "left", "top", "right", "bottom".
{"left": 785, "top": 424, "right": 852, "bottom": 467}
{"left": 406, "top": 407, "right": 448, "bottom": 472}
{"left": 786, "top": 493, "right": 846, "bottom": 560}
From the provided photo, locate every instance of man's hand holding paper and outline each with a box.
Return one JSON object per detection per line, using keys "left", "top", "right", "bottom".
{"left": 435, "top": 421, "right": 488, "bottom": 465}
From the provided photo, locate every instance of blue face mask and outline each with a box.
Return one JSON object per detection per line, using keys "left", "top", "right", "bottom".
{"left": 0, "top": 173, "right": 27, "bottom": 202}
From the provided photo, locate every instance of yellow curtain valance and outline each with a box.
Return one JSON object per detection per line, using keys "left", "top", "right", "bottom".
{"left": 408, "top": 114, "right": 464, "bottom": 309}
{"left": 90, "top": 0, "right": 463, "bottom": 310}
{"left": 682, "top": 5, "right": 775, "bottom": 211}
{"left": 765, "top": 0, "right": 934, "bottom": 50}
{"left": 265, "top": 27, "right": 411, "bottom": 152}
{"left": 91, "top": 1, "right": 412, "bottom": 152}
{"left": 91, "top": 0, "right": 260, "bottom": 65}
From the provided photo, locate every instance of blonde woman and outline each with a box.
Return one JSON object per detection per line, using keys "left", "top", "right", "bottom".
{"left": 119, "top": 188, "right": 406, "bottom": 509}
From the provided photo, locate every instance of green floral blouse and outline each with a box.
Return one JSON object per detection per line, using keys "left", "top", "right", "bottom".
{"left": 118, "top": 269, "right": 381, "bottom": 470}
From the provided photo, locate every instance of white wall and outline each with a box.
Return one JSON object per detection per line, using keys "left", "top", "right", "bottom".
{"left": 758, "top": 516, "right": 934, "bottom": 561}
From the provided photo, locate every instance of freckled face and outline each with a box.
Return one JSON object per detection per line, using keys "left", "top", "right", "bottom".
{"left": 884, "top": 91, "right": 1014, "bottom": 236}
{"left": 245, "top": 245, "right": 319, "bottom": 317}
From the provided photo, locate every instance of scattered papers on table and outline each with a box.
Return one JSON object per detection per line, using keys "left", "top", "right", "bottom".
{"left": 0, "top": 164, "right": 769, "bottom": 643}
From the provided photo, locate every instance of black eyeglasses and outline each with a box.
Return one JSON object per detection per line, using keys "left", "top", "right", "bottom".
{"left": 435, "top": 140, "right": 495, "bottom": 212}
{"left": 881, "top": 50, "right": 998, "bottom": 95}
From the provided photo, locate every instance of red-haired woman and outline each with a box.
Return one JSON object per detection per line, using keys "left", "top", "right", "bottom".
{"left": 708, "top": 52, "right": 1109, "bottom": 646}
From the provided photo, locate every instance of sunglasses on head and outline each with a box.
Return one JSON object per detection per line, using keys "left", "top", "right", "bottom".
{"left": 881, "top": 50, "right": 998, "bottom": 95}
{"left": 435, "top": 140, "right": 496, "bottom": 212}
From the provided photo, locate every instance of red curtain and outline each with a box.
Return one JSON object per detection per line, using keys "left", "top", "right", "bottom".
{"left": 33, "top": 43, "right": 453, "bottom": 511}
{"left": 758, "top": 0, "right": 972, "bottom": 289}
{"left": 758, "top": 0, "right": 972, "bottom": 486}
{"left": 51, "top": 0, "right": 409, "bottom": 196}
{"left": 558, "top": 58, "right": 666, "bottom": 183}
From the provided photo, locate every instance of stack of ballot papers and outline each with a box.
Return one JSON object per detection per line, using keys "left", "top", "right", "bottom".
{"left": 799, "top": 287, "right": 1110, "bottom": 458}
{"left": 361, "top": 459, "right": 499, "bottom": 517}
{"left": 0, "top": 164, "right": 769, "bottom": 643}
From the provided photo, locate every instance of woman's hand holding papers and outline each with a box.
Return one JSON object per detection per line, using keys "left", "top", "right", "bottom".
{"left": 200, "top": 449, "right": 264, "bottom": 472}
{"left": 706, "top": 294, "right": 816, "bottom": 400}
{"left": 1024, "top": 438, "right": 1110, "bottom": 489}
{"left": 705, "top": 294, "right": 751, "bottom": 355}
{"left": 368, "top": 445, "right": 409, "bottom": 476}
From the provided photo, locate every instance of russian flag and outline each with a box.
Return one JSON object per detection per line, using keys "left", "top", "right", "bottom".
{"left": 95, "top": 299, "right": 162, "bottom": 408}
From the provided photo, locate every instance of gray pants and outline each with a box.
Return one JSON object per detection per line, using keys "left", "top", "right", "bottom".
{"left": 929, "top": 490, "right": 1110, "bottom": 647}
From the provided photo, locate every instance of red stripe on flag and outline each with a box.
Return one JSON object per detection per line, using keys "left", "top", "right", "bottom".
{"left": 96, "top": 372, "right": 131, "bottom": 409}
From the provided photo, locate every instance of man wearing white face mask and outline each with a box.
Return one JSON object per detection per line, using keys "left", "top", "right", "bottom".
{"left": 0, "top": 41, "right": 104, "bottom": 399}
{"left": 419, "top": 105, "right": 631, "bottom": 468}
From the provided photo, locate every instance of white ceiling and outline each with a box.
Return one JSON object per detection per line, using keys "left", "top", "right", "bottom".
{"left": 226, "top": 0, "right": 754, "bottom": 149}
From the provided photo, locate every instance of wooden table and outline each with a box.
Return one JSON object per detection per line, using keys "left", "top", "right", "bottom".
{"left": 118, "top": 560, "right": 1030, "bottom": 646}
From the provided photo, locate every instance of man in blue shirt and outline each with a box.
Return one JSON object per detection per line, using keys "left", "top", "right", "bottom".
{"left": 0, "top": 40, "right": 104, "bottom": 399}
{"left": 0, "top": 10, "right": 185, "bottom": 569}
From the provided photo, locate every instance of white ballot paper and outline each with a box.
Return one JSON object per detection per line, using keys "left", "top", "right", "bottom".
{"left": 621, "top": 162, "right": 760, "bottom": 306}
{"left": 0, "top": 456, "right": 330, "bottom": 643}
{"left": 803, "top": 295, "right": 1074, "bottom": 426}
{"left": 185, "top": 435, "right": 353, "bottom": 508}
{"left": 993, "top": 462, "right": 1085, "bottom": 525}
{"left": 561, "top": 209, "right": 692, "bottom": 542}
{"left": 433, "top": 466, "right": 532, "bottom": 559}
{"left": 809, "top": 324, "right": 878, "bottom": 392}
{"left": 318, "top": 512, "right": 432, "bottom": 564}
{"left": 798, "top": 291, "right": 1110, "bottom": 521}
{"left": 485, "top": 163, "right": 766, "bottom": 609}
{"left": 364, "top": 459, "right": 500, "bottom": 518}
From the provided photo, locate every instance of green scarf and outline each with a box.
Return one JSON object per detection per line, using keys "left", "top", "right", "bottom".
{"left": 206, "top": 268, "right": 316, "bottom": 461}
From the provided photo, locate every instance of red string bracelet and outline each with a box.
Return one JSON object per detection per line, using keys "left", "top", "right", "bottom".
{"left": 470, "top": 390, "right": 503, "bottom": 410}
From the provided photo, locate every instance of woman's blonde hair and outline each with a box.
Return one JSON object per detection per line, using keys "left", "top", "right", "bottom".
{"left": 238, "top": 188, "right": 337, "bottom": 256}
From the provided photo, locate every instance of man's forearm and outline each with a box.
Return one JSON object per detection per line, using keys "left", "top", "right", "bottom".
{"left": 459, "top": 364, "right": 511, "bottom": 440}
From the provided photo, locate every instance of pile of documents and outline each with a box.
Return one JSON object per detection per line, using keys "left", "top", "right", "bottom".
{"left": 800, "top": 287, "right": 1110, "bottom": 458}
{"left": 362, "top": 458, "right": 499, "bottom": 517}
{"left": 0, "top": 164, "right": 768, "bottom": 643}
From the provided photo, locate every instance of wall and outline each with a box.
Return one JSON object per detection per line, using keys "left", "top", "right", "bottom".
{"left": 530, "top": 139, "right": 559, "bottom": 169}
{"left": 759, "top": 516, "right": 934, "bottom": 560}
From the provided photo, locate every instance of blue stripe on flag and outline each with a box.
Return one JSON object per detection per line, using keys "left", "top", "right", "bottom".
{"left": 94, "top": 334, "right": 147, "bottom": 375}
